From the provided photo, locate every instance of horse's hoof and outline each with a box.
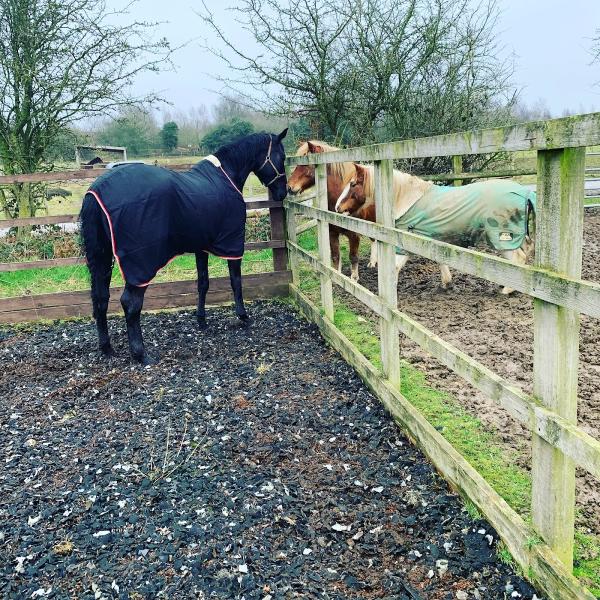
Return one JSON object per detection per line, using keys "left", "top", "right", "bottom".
{"left": 135, "top": 353, "right": 159, "bottom": 366}
{"left": 237, "top": 313, "right": 251, "bottom": 327}
{"left": 100, "top": 345, "right": 116, "bottom": 358}
{"left": 197, "top": 317, "right": 208, "bottom": 329}
{"left": 351, "top": 273, "right": 359, "bottom": 282}
{"left": 501, "top": 287, "right": 514, "bottom": 295}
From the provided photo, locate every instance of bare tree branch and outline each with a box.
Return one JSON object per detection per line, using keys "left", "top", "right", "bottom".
{"left": 197, "top": 0, "right": 515, "bottom": 150}
{"left": 0, "top": 0, "right": 174, "bottom": 217}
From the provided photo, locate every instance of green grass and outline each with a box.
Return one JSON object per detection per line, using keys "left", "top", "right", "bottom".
{"left": 575, "top": 531, "right": 600, "bottom": 596}
{"left": 0, "top": 250, "right": 273, "bottom": 298}
{"left": 294, "top": 228, "right": 600, "bottom": 596}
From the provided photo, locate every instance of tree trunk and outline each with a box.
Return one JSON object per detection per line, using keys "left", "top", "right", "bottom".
{"left": 16, "top": 183, "right": 33, "bottom": 238}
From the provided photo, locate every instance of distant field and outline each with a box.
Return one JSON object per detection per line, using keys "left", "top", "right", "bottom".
{"left": 39, "top": 159, "right": 265, "bottom": 217}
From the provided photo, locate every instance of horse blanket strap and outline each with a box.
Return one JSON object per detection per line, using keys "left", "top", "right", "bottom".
{"left": 394, "top": 180, "right": 536, "bottom": 255}
{"left": 204, "top": 154, "right": 244, "bottom": 197}
{"left": 87, "top": 161, "right": 246, "bottom": 287}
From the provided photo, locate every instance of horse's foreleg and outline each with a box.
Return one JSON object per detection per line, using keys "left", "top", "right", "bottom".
{"left": 368, "top": 240, "right": 378, "bottom": 268}
{"left": 120, "top": 283, "right": 154, "bottom": 365}
{"left": 500, "top": 249, "right": 526, "bottom": 295}
{"left": 439, "top": 264, "right": 452, "bottom": 290}
{"left": 195, "top": 251, "right": 209, "bottom": 328}
{"left": 329, "top": 227, "right": 341, "bottom": 272}
{"left": 228, "top": 259, "right": 249, "bottom": 323}
{"left": 91, "top": 255, "right": 114, "bottom": 356}
{"left": 348, "top": 232, "right": 360, "bottom": 282}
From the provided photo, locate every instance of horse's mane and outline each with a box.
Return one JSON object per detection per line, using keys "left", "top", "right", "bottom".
{"left": 214, "top": 132, "right": 271, "bottom": 164}
{"left": 361, "top": 167, "right": 433, "bottom": 219}
{"left": 296, "top": 140, "right": 355, "bottom": 183}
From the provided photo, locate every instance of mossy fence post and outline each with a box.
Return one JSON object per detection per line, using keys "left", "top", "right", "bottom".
{"left": 532, "top": 146, "right": 585, "bottom": 568}
{"left": 374, "top": 159, "right": 401, "bottom": 388}
{"left": 452, "top": 155, "right": 463, "bottom": 187}
{"left": 316, "top": 163, "right": 334, "bottom": 320}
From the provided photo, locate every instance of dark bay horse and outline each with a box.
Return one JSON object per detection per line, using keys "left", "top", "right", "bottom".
{"left": 80, "top": 130, "right": 288, "bottom": 365}
{"left": 287, "top": 141, "right": 362, "bottom": 281}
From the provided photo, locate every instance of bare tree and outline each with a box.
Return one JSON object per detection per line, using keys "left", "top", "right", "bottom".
{"left": 592, "top": 29, "right": 600, "bottom": 64}
{"left": 0, "top": 0, "right": 173, "bottom": 219}
{"left": 199, "top": 0, "right": 358, "bottom": 140}
{"left": 199, "top": 0, "right": 514, "bottom": 149}
{"left": 511, "top": 99, "right": 552, "bottom": 123}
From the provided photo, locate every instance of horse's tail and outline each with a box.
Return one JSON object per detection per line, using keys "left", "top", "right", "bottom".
{"left": 525, "top": 192, "right": 536, "bottom": 241}
{"left": 79, "top": 193, "right": 113, "bottom": 275}
{"left": 523, "top": 192, "right": 536, "bottom": 260}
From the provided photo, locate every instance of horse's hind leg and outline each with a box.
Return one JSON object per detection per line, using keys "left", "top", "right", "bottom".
{"left": 81, "top": 195, "right": 114, "bottom": 356}
{"left": 91, "top": 254, "right": 114, "bottom": 356}
{"left": 395, "top": 254, "right": 410, "bottom": 286}
{"left": 228, "top": 259, "right": 249, "bottom": 324}
{"left": 439, "top": 264, "right": 452, "bottom": 290}
{"left": 195, "top": 251, "right": 209, "bottom": 328}
{"left": 120, "top": 283, "right": 154, "bottom": 364}
{"left": 348, "top": 232, "right": 360, "bottom": 282}
{"left": 500, "top": 249, "right": 526, "bottom": 295}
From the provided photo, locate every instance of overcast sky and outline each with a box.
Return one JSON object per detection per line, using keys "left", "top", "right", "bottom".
{"left": 130, "top": 0, "right": 600, "bottom": 120}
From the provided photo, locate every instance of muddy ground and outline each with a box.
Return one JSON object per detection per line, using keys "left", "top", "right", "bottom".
{"left": 351, "top": 207, "right": 600, "bottom": 536}
{"left": 0, "top": 303, "right": 539, "bottom": 599}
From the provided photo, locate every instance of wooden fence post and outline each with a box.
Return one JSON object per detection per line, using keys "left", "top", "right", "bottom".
{"left": 452, "top": 155, "right": 463, "bottom": 187}
{"left": 316, "top": 163, "right": 334, "bottom": 320}
{"left": 284, "top": 206, "right": 299, "bottom": 286}
{"left": 374, "top": 159, "right": 401, "bottom": 388}
{"left": 269, "top": 190, "right": 287, "bottom": 272}
{"left": 532, "top": 146, "right": 585, "bottom": 569}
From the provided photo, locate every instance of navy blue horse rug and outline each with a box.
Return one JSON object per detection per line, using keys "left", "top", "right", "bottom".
{"left": 86, "top": 159, "right": 245, "bottom": 286}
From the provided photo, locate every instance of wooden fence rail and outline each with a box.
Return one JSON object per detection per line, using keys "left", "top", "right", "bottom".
{"left": 0, "top": 188, "right": 290, "bottom": 321}
{"left": 284, "top": 112, "right": 600, "bottom": 600}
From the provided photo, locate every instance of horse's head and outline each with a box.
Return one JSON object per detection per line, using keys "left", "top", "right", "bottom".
{"left": 335, "top": 163, "right": 369, "bottom": 215}
{"left": 287, "top": 141, "right": 325, "bottom": 195}
{"left": 255, "top": 129, "right": 289, "bottom": 202}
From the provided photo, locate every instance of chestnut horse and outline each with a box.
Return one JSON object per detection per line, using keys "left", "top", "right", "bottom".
{"left": 336, "top": 164, "right": 535, "bottom": 294}
{"left": 287, "top": 141, "right": 362, "bottom": 281}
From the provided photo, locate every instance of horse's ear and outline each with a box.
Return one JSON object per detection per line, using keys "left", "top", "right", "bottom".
{"left": 307, "top": 141, "right": 323, "bottom": 154}
{"left": 278, "top": 128, "right": 288, "bottom": 141}
{"left": 354, "top": 163, "right": 367, "bottom": 181}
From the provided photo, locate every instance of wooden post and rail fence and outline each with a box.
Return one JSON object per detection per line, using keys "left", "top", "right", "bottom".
{"left": 0, "top": 164, "right": 291, "bottom": 323}
{"left": 285, "top": 113, "right": 600, "bottom": 600}
{"left": 2, "top": 114, "right": 600, "bottom": 598}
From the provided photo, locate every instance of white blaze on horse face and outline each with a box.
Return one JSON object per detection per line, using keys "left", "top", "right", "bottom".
{"left": 335, "top": 183, "right": 351, "bottom": 212}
